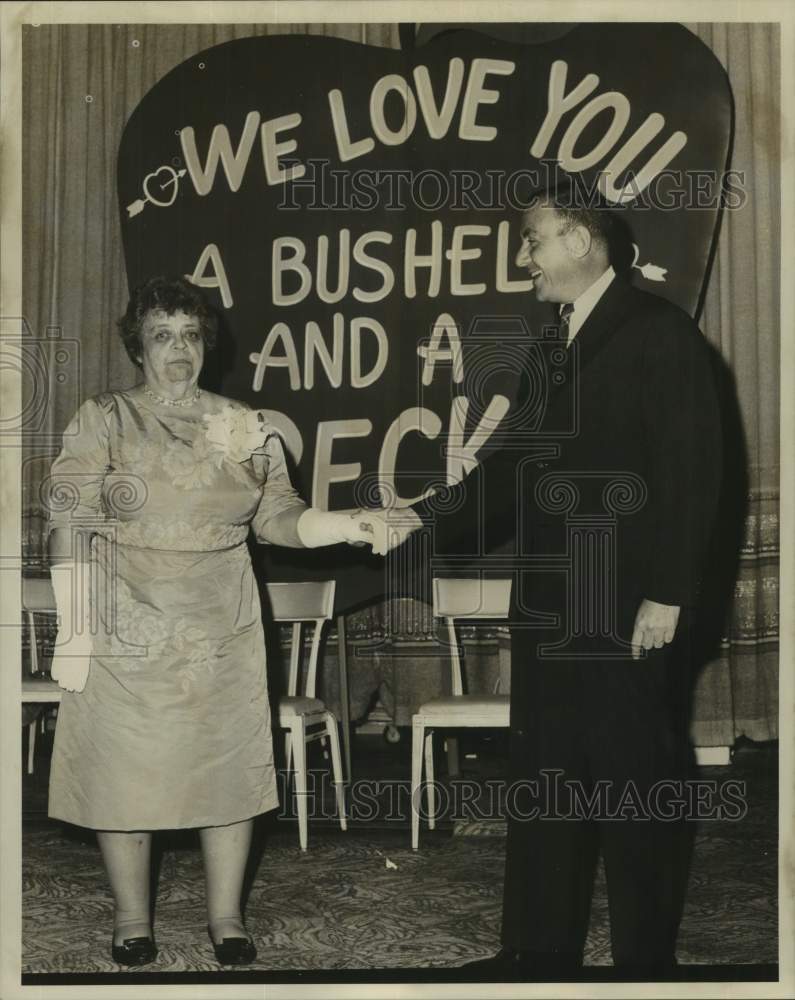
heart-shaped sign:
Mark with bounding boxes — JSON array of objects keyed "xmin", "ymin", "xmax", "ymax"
[{"xmin": 118, "ymin": 24, "xmax": 731, "ymax": 607}]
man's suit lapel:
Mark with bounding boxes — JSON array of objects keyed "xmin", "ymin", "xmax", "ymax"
[
  {"xmin": 543, "ymin": 277, "xmax": 637, "ymax": 416},
  {"xmin": 568, "ymin": 276, "xmax": 637, "ymax": 380}
]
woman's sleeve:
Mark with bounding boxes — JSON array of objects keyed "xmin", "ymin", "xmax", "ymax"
[
  {"xmin": 47, "ymin": 396, "xmax": 112, "ymax": 534},
  {"xmin": 250, "ymin": 431, "xmax": 308, "ymax": 545}
]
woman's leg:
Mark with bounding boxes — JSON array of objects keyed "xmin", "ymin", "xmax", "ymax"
[
  {"xmin": 200, "ymin": 819, "xmax": 254, "ymax": 941},
  {"xmin": 96, "ymin": 830, "xmax": 153, "ymax": 944}
]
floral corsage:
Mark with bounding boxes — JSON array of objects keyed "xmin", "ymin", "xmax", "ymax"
[{"xmin": 203, "ymin": 406, "xmax": 271, "ymax": 463}]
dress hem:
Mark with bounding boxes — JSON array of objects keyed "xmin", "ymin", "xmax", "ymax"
[{"xmin": 46, "ymin": 797, "xmax": 280, "ymax": 833}]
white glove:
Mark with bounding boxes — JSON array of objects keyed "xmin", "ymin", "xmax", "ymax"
[
  {"xmin": 50, "ymin": 562, "xmax": 93, "ymax": 693},
  {"xmin": 296, "ymin": 508, "xmax": 377, "ymax": 548},
  {"xmin": 355, "ymin": 507, "xmax": 423, "ymax": 556}
]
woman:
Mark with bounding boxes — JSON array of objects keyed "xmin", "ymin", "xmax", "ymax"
[{"xmin": 47, "ymin": 276, "xmax": 373, "ymax": 967}]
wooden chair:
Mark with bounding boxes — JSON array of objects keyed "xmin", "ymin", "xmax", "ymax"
[
  {"xmin": 267, "ymin": 581, "xmax": 347, "ymax": 851},
  {"xmin": 21, "ymin": 577, "xmax": 62, "ymax": 775},
  {"xmin": 411, "ymin": 578, "xmax": 512, "ymax": 850}
]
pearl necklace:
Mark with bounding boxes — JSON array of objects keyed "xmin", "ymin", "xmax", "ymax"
[{"xmin": 143, "ymin": 384, "xmax": 202, "ymax": 408}]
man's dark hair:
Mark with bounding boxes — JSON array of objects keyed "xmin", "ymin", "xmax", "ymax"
[
  {"xmin": 529, "ymin": 176, "xmax": 633, "ymax": 271},
  {"xmin": 118, "ymin": 276, "xmax": 219, "ymax": 368}
]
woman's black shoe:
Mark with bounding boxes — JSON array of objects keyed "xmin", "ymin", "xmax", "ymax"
[
  {"xmin": 111, "ymin": 936, "xmax": 158, "ymax": 967},
  {"xmin": 207, "ymin": 926, "xmax": 257, "ymax": 966}
]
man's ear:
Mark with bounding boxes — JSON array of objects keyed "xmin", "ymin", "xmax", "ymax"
[{"xmin": 565, "ymin": 224, "xmax": 592, "ymax": 260}]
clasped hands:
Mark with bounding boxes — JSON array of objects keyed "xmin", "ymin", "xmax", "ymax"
[{"xmin": 343, "ymin": 506, "xmax": 422, "ymax": 556}]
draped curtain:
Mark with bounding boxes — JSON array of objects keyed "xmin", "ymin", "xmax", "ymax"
[
  {"xmin": 684, "ymin": 23, "xmax": 780, "ymax": 743},
  {"xmin": 20, "ymin": 21, "xmax": 779, "ymax": 743},
  {"xmin": 20, "ymin": 21, "xmax": 400, "ymax": 640}
]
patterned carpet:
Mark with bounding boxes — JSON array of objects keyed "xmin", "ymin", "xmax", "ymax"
[{"xmin": 21, "ymin": 743, "xmax": 778, "ymax": 977}]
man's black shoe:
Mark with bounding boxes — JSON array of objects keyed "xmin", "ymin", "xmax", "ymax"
[
  {"xmin": 460, "ymin": 947, "xmax": 583, "ymax": 979},
  {"xmin": 461, "ymin": 947, "xmax": 525, "ymax": 974},
  {"xmin": 612, "ymin": 958, "xmax": 681, "ymax": 980}
]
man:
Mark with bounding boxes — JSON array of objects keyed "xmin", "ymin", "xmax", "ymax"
[{"xmin": 365, "ymin": 186, "xmax": 722, "ymax": 977}]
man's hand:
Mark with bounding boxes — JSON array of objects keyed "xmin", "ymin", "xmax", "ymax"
[
  {"xmin": 631, "ymin": 599, "xmax": 680, "ymax": 660},
  {"xmin": 356, "ymin": 507, "xmax": 423, "ymax": 556}
]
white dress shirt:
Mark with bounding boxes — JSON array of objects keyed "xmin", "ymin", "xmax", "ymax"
[{"xmin": 562, "ymin": 265, "xmax": 616, "ymax": 346}]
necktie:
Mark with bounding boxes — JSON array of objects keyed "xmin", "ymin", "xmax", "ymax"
[{"xmin": 558, "ymin": 302, "xmax": 574, "ymax": 341}]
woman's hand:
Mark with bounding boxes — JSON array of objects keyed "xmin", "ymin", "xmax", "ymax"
[
  {"xmin": 337, "ymin": 513, "xmax": 378, "ymax": 547},
  {"xmin": 295, "ymin": 507, "xmax": 422, "ymax": 551},
  {"xmin": 50, "ymin": 644, "xmax": 92, "ymax": 693},
  {"xmin": 352, "ymin": 507, "xmax": 423, "ymax": 556},
  {"xmin": 296, "ymin": 508, "xmax": 377, "ymax": 548},
  {"xmin": 50, "ymin": 562, "xmax": 93, "ymax": 692}
]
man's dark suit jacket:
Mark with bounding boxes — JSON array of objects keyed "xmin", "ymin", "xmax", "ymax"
[
  {"xmin": 411, "ymin": 273, "xmax": 723, "ymax": 961},
  {"xmin": 415, "ymin": 273, "xmax": 723, "ymax": 649}
]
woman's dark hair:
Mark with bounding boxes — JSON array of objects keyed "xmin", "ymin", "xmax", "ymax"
[{"xmin": 117, "ymin": 276, "xmax": 219, "ymax": 368}]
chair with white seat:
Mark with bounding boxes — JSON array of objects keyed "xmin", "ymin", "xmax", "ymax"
[
  {"xmin": 21, "ymin": 577, "xmax": 62, "ymax": 775},
  {"xmin": 267, "ymin": 580, "xmax": 347, "ymax": 851},
  {"xmin": 411, "ymin": 577, "xmax": 512, "ymax": 850}
]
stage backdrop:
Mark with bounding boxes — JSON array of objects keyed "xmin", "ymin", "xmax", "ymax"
[
  {"xmin": 20, "ymin": 22, "xmax": 777, "ymax": 744},
  {"xmin": 116, "ymin": 23, "xmax": 731, "ymax": 609}
]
